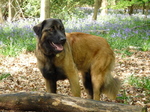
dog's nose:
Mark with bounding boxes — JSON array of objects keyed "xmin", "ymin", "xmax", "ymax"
[{"xmin": 60, "ymin": 37, "xmax": 66, "ymax": 43}]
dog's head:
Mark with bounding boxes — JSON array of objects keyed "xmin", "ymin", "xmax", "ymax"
[{"xmin": 33, "ymin": 18, "xmax": 66, "ymax": 55}]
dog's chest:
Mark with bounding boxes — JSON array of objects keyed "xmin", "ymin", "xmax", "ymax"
[{"xmin": 54, "ymin": 66, "xmax": 67, "ymax": 80}]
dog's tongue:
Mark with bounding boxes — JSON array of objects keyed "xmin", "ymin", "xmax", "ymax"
[{"xmin": 51, "ymin": 42, "xmax": 63, "ymax": 51}]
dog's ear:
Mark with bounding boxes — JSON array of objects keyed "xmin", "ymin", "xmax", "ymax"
[
  {"xmin": 58, "ymin": 19, "xmax": 62, "ymax": 23},
  {"xmin": 58, "ymin": 19, "xmax": 64, "ymax": 25},
  {"xmin": 33, "ymin": 20, "xmax": 46, "ymax": 38},
  {"xmin": 58, "ymin": 19, "xmax": 65, "ymax": 31}
]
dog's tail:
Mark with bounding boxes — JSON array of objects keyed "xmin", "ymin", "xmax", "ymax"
[
  {"xmin": 100, "ymin": 58, "xmax": 121, "ymax": 100},
  {"xmin": 101, "ymin": 76, "xmax": 121, "ymax": 100}
]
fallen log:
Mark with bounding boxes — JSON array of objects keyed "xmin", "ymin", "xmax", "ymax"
[{"xmin": 0, "ymin": 92, "xmax": 147, "ymax": 112}]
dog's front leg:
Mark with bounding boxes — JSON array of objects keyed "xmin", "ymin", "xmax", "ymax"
[
  {"xmin": 54, "ymin": 42, "xmax": 81, "ymax": 97},
  {"xmin": 63, "ymin": 56, "xmax": 81, "ymax": 97},
  {"xmin": 40, "ymin": 67, "xmax": 57, "ymax": 93},
  {"xmin": 44, "ymin": 78, "xmax": 56, "ymax": 93},
  {"xmin": 67, "ymin": 68, "xmax": 81, "ymax": 97}
]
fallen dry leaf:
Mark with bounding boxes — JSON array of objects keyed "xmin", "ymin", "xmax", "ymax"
[{"xmin": 0, "ymin": 50, "xmax": 150, "ymax": 111}]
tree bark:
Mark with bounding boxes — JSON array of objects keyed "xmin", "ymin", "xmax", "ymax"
[
  {"xmin": 142, "ymin": 2, "xmax": 145, "ymax": 14},
  {"xmin": 100, "ymin": 0, "xmax": 108, "ymax": 16},
  {"xmin": 0, "ymin": 92, "xmax": 147, "ymax": 112},
  {"xmin": 0, "ymin": 0, "xmax": 5, "ymax": 23},
  {"xmin": 40, "ymin": 0, "xmax": 50, "ymax": 21},
  {"xmin": 145, "ymin": 2, "xmax": 150, "ymax": 18},
  {"xmin": 128, "ymin": 0, "xmax": 133, "ymax": 15},
  {"xmin": 111, "ymin": 0, "xmax": 116, "ymax": 6},
  {"xmin": 92, "ymin": 0, "xmax": 102, "ymax": 20},
  {"xmin": 8, "ymin": 0, "xmax": 16, "ymax": 22},
  {"xmin": 0, "ymin": 8, "xmax": 3, "ymax": 23}
]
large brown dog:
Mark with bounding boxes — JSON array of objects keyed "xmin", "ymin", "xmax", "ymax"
[{"xmin": 33, "ymin": 18, "xmax": 120, "ymax": 100}]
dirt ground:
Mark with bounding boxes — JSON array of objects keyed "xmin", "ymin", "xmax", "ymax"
[{"xmin": 0, "ymin": 50, "xmax": 150, "ymax": 111}]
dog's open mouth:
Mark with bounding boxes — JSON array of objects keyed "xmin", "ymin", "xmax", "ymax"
[{"xmin": 50, "ymin": 42, "xmax": 63, "ymax": 51}]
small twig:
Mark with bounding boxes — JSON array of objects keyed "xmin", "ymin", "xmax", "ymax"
[
  {"xmin": 15, "ymin": 0, "xmax": 25, "ymax": 19},
  {"xmin": 83, "ymin": 30, "xmax": 109, "ymax": 34}
]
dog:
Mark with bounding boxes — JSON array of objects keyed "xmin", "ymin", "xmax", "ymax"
[{"xmin": 33, "ymin": 18, "xmax": 120, "ymax": 100}]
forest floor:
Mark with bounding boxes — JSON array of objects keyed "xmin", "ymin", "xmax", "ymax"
[{"xmin": 0, "ymin": 49, "xmax": 150, "ymax": 111}]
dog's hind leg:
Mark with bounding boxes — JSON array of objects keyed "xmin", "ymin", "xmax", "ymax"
[
  {"xmin": 90, "ymin": 52, "xmax": 120, "ymax": 100},
  {"xmin": 91, "ymin": 70, "xmax": 104, "ymax": 101},
  {"xmin": 90, "ymin": 58, "xmax": 108, "ymax": 101}
]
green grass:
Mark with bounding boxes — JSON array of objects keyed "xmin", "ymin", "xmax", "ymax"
[
  {"xmin": 0, "ymin": 12, "xmax": 150, "ymax": 56},
  {"xmin": 0, "ymin": 37, "xmax": 36, "ymax": 56},
  {"xmin": 0, "ymin": 73, "xmax": 11, "ymax": 80},
  {"xmin": 117, "ymin": 75, "xmax": 150, "ymax": 104},
  {"xmin": 0, "ymin": 19, "xmax": 37, "ymax": 56},
  {"xmin": 128, "ymin": 75, "xmax": 150, "ymax": 91},
  {"xmin": 117, "ymin": 89, "xmax": 130, "ymax": 104},
  {"xmin": 115, "ymin": 49, "xmax": 134, "ymax": 57},
  {"xmin": 107, "ymin": 36, "xmax": 150, "ymax": 51}
]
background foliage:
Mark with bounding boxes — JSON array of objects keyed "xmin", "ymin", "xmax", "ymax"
[
  {"xmin": 1, "ymin": 0, "xmax": 149, "ymax": 20},
  {"xmin": 22, "ymin": 0, "xmax": 41, "ymax": 17},
  {"xmin": 1, "ymin": 0, "xmax": 94, "ymax": 20}
]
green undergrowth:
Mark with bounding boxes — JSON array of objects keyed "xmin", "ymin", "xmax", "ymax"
[
  {"xmin": 0, "ymin": 12, "xmax": 150, "ymax": 56},
  {"xmin": 0, "ymin": 73, "xmax": 11, "ymax": 80}
]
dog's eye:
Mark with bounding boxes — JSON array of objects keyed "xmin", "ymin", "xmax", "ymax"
[
  {"xmin": 58, "ymin": 25, "xmax": 64, "ymax": 31},
  {"xmin": 61, "ymin": 27, "xmax": 64, "ymax": 31},
  {"xmin": 49, "ymin": 28, "xmax": 53, "ymax": 32}
]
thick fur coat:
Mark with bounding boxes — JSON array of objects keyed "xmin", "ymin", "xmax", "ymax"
[{"xmin": 33, "ymin": 18, "xmax": 120, "ymax": 100}]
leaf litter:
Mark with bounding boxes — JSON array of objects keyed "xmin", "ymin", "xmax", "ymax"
[{"xmin": 0, "ymin": 50, "xmax": 149, "ymax": 111}]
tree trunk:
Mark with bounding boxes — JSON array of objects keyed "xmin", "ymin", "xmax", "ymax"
[
  {"xmin": 128, "ymin": 5, "xmax": 133, "ymax": 15},
  {"xmin": 142, "ymin": 2, "xmax": 145, "ymax": 14},
  {"xmin": 8, "ymin": 0, "xmax": 16, "ymax": 22},
  {"xmin": 128, "ymin": 0, "xmax": 133, "ymax": 15},
  {"xmin": 0, "ymin": 8, "xmax": 3, "ymax": 23},
  {"xmin": 40, "ymin": 0, "xmax": 50, "ymax": 21},
  {"xmin": 0, "ymin": 92, "xmax": 147, "ymax": 112},
  {"xmin": 145, "ymin": 2, "xmax": 150, "ymax": 18},
  {"xmin": 0, "ymin": 0, "xmax": 5, "ymax": 23},
  {"xmin": 111, "ymin": 0, "xmax": 116, "ymax": 6},
  {"xmin": 92, "ymin": 0, "xmax": 102, "ymax": 20},
  {"xmin": 100, "ymin": 0, "xmax": 108, "ymax": 16}
]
